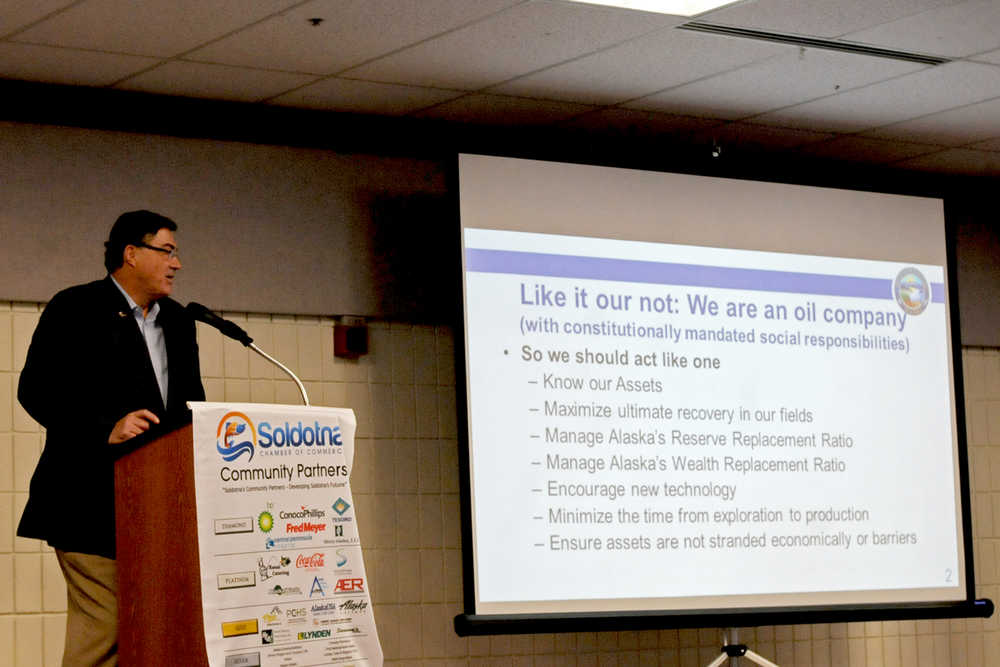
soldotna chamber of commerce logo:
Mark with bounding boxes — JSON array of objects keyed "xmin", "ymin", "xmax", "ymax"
[
  {"xmin": 893, "ymin": 267, "xmax": 930, "ymax": 315},
  {"xmin": 217, "ymin": 411, "xmax": 257, "ymax": 462}
]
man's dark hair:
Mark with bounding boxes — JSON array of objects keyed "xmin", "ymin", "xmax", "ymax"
[{"xmin": 104, "ymin": 210, "xmax": 178, "ymax": 273}]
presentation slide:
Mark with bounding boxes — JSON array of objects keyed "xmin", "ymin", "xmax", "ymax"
[{"xmin": 457, "ymin": 155, "xmax": 966, "ymax": 618}]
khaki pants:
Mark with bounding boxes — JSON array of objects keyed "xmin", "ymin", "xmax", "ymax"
[{"xmin": 55, "ymin": 550, "xmax": 118, "ymax": 667}]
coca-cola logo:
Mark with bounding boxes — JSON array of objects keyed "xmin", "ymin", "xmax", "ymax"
[{"xmin": 296, "ymin": 553, "xmax": 325, "ymax": 569}]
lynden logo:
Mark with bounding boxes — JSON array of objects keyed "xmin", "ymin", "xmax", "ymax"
[
  {"xmin": 296, "ymin": 553, "xmax": 325, "ymax": 569},
  {"xmin": 217, "ymin": 412, "xmax": 257, "ymax": 462},
  {"xmin": 298, "ymin": 629, "xmax": 332, "ymax": 640}
]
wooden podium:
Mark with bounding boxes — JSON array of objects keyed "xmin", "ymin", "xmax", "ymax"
[{"xmin": 114, "ymin": 423, "xmax": 209, "ymax": 666}]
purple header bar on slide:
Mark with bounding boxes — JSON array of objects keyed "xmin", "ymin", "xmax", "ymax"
[{"xmin": 465, "ymin": 248, "xmax": 946, "ymax": 303}]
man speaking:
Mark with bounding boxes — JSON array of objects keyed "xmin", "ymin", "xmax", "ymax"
[{"xmin": 17, "ymin": 210, "xmax": 206, "ymax": 665}]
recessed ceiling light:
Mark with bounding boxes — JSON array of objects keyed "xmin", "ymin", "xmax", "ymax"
[{"xmin": 561, "ymin": 0, "xmax": 741, "ymax": 17}]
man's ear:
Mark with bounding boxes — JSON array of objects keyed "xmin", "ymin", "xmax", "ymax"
[{"xmin": 123, "ymin": 245, "xmax": 137, "ymax": 268}]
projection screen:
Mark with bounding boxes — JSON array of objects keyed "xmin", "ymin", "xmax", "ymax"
[{"xmin": 454, "ymin": 153, "xmax": 986, "ymax": 633}]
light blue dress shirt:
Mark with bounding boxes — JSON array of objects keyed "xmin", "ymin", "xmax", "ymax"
[{"xmin": 110, "ymin": 276, "xmax": 169, "ymax": 407}]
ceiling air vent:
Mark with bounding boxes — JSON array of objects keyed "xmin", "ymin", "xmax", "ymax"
[{"xmin": 677, "ymin": 22, "xmax": 951, "ymax": 66}]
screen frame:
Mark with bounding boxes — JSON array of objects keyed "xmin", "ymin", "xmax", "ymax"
[{"xmin": 449, "ymin": 151, "xmax": 989, "ymax": 636}]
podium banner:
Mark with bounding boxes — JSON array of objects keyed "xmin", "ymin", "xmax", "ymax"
[{"xmin": 191, "ymin": 402, "xmax": 383, "ymax": 667}]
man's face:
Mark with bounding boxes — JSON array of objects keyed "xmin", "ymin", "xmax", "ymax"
[{"xmin": 133, "ymin": 228, "xmax": 181, "ymax": 301}]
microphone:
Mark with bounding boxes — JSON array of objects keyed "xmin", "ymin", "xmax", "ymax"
[
  {"xmin": 186, "ymin": 302, "xmax": 253, "ymax": 347},
  {"xmin": 186, "ymin": 301, "xmax": 309, "ymax": 405}
]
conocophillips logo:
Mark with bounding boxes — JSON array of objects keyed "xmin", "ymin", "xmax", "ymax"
[
  {"xmin": 217, "ymin": 412, "xmax": 257, "ymax": 462},
  {"xmin": 894, "ymin": 267, "xmax": 930, "ymax": 315}
]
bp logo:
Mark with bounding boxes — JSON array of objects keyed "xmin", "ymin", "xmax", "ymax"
[
  {"xmin": 217, "ymin": 411, "xmax": 257, "ymax": 462},
  {"xmin": 258, "ymin": 511, "xmax": 274, "ymax": 533},
  {"xmin": 893, "ymin": 267, "xmax": 930, "ymax": 315}
]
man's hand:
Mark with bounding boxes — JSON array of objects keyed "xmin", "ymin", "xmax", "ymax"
[{"xmin": 108, "ymin": 409, "xmax": 161, "ymax": 444}]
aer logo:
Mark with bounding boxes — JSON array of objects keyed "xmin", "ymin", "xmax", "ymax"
[{"xmin": 333, "ymin": 578, "xmax": 364, "ymax": 593}]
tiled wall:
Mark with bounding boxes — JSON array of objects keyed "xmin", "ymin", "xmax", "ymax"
[{"xmin": 1, "ymin": 300, "xmax": 998, "ymax": 666}]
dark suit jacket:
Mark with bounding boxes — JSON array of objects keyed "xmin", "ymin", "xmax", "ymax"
[{"xmin": 16, "ymin": 277, "xmax": 205, "ymax": 558}]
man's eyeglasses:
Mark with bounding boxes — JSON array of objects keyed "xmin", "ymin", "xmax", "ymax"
[{"xmin": 136, "ymin": 243, "xmax": 179, "ymax": 260}]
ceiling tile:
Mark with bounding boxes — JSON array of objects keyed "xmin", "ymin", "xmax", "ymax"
[
  {"xmin": 968, "ymin": 137, "xmax": 1000, "ymax": 151},
  {"xmin": 0, "ymin": 0, "xmax": 77, "ymax": 36},
  {"xmin": 751, "ymin": 61, "xmax": 1000, "ymax": 133},
  {"xmin": 844, "ymin": 0, "xmax": 1000, "ymax": 58},
  {"xmin": 861, "ymin": 96, "xmax": 1000, "ymax": 146},
  {"xmin": 0, "ymin": 42, "xmax": 159, "ymax": 86},
  {"xmin": 689, "ymin": 121, "xmax": 835, "ymax": 151},
  {"xmin": 11, "ymin": 0, "xmax": 297, "ymax": 57},
  {"xmin": 341, "ymin": 1, "xmax": 676, "ymax": 91},
  {"xmin": 894, "ymin": 147, "xmax": 1000, "ymax": 175},
  {"xmin": 703, "ymin": 0, "xmax": 963, "ymax": 38},
  {"xmin": 971, "ymin": 47, "xmax": 1000, "ymax": 64},
  {"xmin": 795, "ymin": 135, "xmax": 942, "ymax": 163},
  {"xmin": 494, "ymin": 27, "xmax": 786, "ymax": 106},
  {"xmin": 412, "ymin": 93, "xmax": 595, "ymax": 126},
  {"xmin": 269, "ymin": 77, "xmax": 465, "ymax": 114},
  {"xmin": 559, "ymin": 107, "xmax": 723, "ymax": 137},
  {"xmin": 186, "ymin": 0, "xmax": 522, "ymax": 75},
  {"xmin": 626, "ymin": 47, "xmax": 923, "ymax": 119},
  {"xmin": 114, "ymin": 61, "xmax": 317, "ymax": 102}
]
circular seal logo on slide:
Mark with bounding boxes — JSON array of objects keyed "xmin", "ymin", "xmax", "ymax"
[
  {"xmin": 893, "ymin": 267, "xmax": 930, "ymax": 315},
  {"xmin": 217, "ymin": 411, "xmax": 257, "ymax": 462}
]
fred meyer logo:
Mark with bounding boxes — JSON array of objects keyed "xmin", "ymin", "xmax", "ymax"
[
  {"xmin": 283, "ymin": 507, "xmax": 327, "ymax": 534},
  {"xmin": 287, "ymin": 522, "xmax": 326, "ymax": 534},
  {"xmin": 217, "ymin": 412, "xmax": 256, "ymax": 462}
]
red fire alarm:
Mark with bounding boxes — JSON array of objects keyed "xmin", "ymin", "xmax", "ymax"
[{"xmin": 334, "ymin": 318, "xmax": 368, "ymax": 358}]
